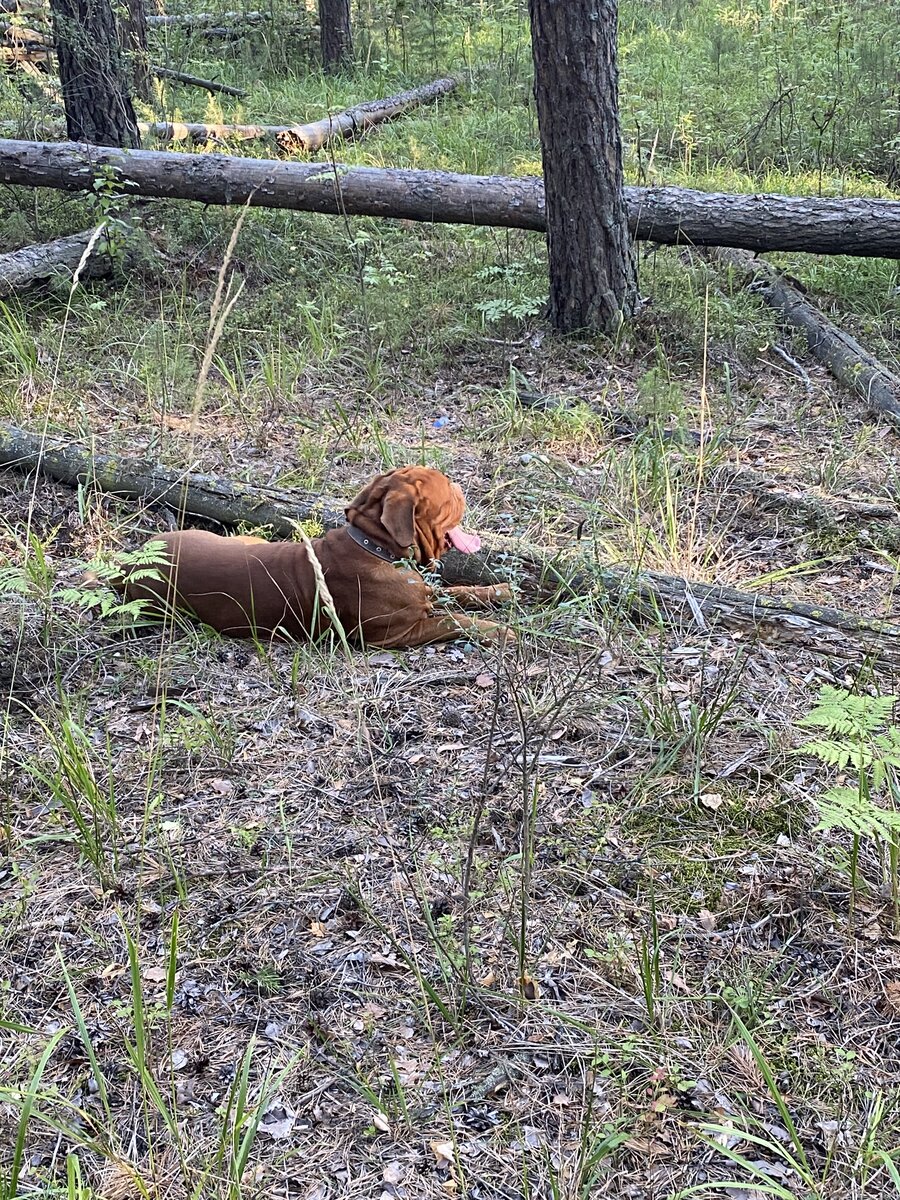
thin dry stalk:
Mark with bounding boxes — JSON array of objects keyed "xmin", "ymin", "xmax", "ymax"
[{"xmin": 190, "ymin": 196, "xmax": 253, "ymax": 434}]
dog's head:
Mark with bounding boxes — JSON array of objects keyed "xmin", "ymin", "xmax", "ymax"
[{"xmin": 346, "ymin": 466, "xmax": 482, "ymax": 564}]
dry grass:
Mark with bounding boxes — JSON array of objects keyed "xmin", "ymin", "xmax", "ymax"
[{"xmin": 3, "ymin": 331, "xmax": 900, "ymax": 1197}]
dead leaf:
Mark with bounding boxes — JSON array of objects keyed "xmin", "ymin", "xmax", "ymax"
[
  {"xmin": 479, "ymin": 970, "xmax": 496, "ymax": 987},
  {"xmin": 520, "ymin": 973, "xmax": 539, "ymax": 1001},
  {"xmin": 475, "ymin": 673, "xmax": 494, "ymax": 688},
  {"xmin": 142, "ymin": 965, "xmax": 167, "ymax": 986},
  {"xmin": 259, "ymin": 1098, "xmax": 296, "ymax": 1140},
  {"xmin": 700, "ymin": 792, "xmax": 724, "ymax": 810},
  {"xmin": 698, "ymin": 908, "xmax": 717, "ymax": 932},
  {"xmin": 430, "ymin": 1139, "xmax": 455, "ymax": 1167},
  {"xmin": 437, "ymin": 742, "xmax": 465, "ymax": 753},
  {"xmin": 383, "ymin": 1162, "xmax": 405, "ymax": 1185},
  {"xmin": 309, "ymin": 920, "xmax": 328, "ymax": 938}
]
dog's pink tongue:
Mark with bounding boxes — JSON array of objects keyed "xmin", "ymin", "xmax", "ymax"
[{"xmin": 447, "ymin": 526, "xmax": 481, "ymax": 553}]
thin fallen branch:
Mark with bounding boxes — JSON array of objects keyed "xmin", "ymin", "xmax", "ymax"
[
  {"xmin": 142, "ymin": 76, "xmax": 458, "ymax": 151},
  {"xmin": 1, "ymin": 421, "xmax": 898, "ymax": 665},
  {"xmin": 714, "ymin": 463, "xmax": 899, "ymax": 524},
  {"xmin": 0, "ymin": 225, "xmax": 123, "ymax": 295},
  {"xmin": 150, "ymin": 65, "xmax": 246, "ymax": 95},
  {"xmin": 708, "ymin": 247, "xmax": 900, "ymax": 427},
  {"xmin": 0, "ymin": 138, "xmax": 898, "ymax": 257}
]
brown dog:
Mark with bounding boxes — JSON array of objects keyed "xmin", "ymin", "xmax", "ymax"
[{"xmin": 119, "ymin": 466, "xmax": 511, "ymax": 649}]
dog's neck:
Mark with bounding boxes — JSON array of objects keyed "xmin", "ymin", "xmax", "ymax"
[{"xmin": 345, "ymin": 522, "xmax": 401, "ymax": 563}]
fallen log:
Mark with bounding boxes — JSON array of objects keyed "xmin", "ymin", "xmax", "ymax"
[
  {"xmin": 0, "ymin": 138, "xmax": 897, "ymax": 257},
  {"xmin": 708, "ymin": 247, "xmax": 900, "ymax": 426},
  {"xmin": 2, "ymin": 420, "xmax": 898, "ymax": 665},
  {"xmin": 0, "ymin": 19, "xmax": 51, "ymax": 44},
  {"xmin": 142, "ymin": 77, "xmax": 458, "ymax": 151},
  {"xmin": 150, "ymin": 65, "xmax": 246, "ymax": 95},
  {"xmin": 146, "ymin": 9, "xmax": 263, "ymax": 24},
  {"xmin": 0, "ymin": 225, "xmax": 126, "ymax": 295}
]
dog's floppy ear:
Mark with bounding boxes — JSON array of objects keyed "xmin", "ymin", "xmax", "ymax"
[{"xmin": 379, "ymin": 480, "xmax": 419, "ymax": 559}]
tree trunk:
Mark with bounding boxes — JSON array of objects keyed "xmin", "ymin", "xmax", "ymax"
[
  {"xmin": 119, "ymin": 0, "xmax": 150, "ymax": 102},
  {"xmin": 48, "ymin": 0, "xmax": 140, "ymax": 147},
  {"xmin": 528, "ymin": 0, "xmax": 638, "ymax": 333},
  {"xmin": 707, "ymin": 246, "xmax": 900, "ymax": 427},
  {"xmin": 0, "ymin": 139, "xmax": 899, "ymax": 258},
  {"xmin": 2, "ymin": 419, "xmax": 899, "ymax": 665},
  {"xmin": 142, "ymin": 77, "xmax": 458, "ymax": 151},
  {"xmin": 0, "ymin": 226, "xmax": 124, "ymax": 294},
  {"xmin": 319, "ymin": 0, "xmax": 351, "ymax": 72}
]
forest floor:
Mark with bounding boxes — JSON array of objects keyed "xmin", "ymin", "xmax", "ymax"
[{"xmin": 2, "ymin": 1, "xmax": 900, "ymax": 1197}]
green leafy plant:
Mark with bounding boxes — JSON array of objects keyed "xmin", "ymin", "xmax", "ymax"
[
  {"xmin": 88, "ymin": 162, "xmax": 137, "ymax": 264},
  {"xmin": 798, "ymin": 685, "xmax": 900, "ymax": 927}
]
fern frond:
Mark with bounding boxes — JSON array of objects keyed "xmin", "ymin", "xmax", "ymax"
[
  {"xmin": 814, "ymin": 786, "xmax": 900, "ymax": 840},
  {"xmin": 0, "ymin": 567, "xmax": 31, "ymax": 596},
  {"xmin": 798, "ymin": 685, "xmax": 895, "ymax": 739},
  {"xmin": 799, "ymin": 738, "xmax": 873, "ymax": 773}
]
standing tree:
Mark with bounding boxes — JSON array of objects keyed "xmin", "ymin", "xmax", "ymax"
[
  {"xmin": 318, "ymin": 0, "xmax": 352, "ymax": 72},
  {"xmin": 119, "ymin": 0, "xmax": 151, "ymax": 103},
  {"xmin": 49, "ymin": 0, "xmax": 141, "ymax": 146},
  {"xmin": 528, "ymin": 0, "xmax": 638, "ymax": 334}
]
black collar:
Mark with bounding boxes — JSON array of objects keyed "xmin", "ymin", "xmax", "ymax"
[{"xmin": 345, "ymin": 522, "xmax": 400, "ymax": 563}]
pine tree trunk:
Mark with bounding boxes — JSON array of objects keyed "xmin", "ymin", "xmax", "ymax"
[
  {"xmin": 119, "ymin": 0, "xmax": 151, "ymax": 102},
  {"xmin": 49, "ymin": 0, "xmax": 140, "ymax": 147},
  {"xmin": 319, "ymin": 0, "xmax": 351, "ymax": 72},
  {"xmin": 528, "ymin": 0, "xmax": 638, "ymax": 334}
]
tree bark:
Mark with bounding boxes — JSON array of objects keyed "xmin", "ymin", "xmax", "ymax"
[
  {"xmin": 150, "ymin": 66, "xmax": 245, "ymax": 95},
  {"xmin": 1, "ymin": 138, "xmax": 897, "ymax": 258},
  {"xmin": 142, "ymin": 77, "xmax": 458, "ymax": 151},
  {"xmin": 119, "ymin": 0, "xmax": 150, "ymax": 102},
  {"xmin": 528, "ymin": 0, "xmax": 638, "ymax": 333},
  {"xmin": 319, "ymin": 0, "xmax": 351, "ymax": 72},
  {"xmin": 0, "ymin": 226, "xmax": 122, "ymax": 294},
  {"xmin": 48, "ymin": 0, "xmax": 139, "ymax": 147},
  {"xmin": 708, "ymin": 247, "xmax": 900, "ymax": 427},
  {"xmin": 2, "ymin": 419, "xmax": 899, "ymax": 665}
]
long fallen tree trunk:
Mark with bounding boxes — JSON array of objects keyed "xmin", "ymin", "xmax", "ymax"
[
  {"xmin": 708, "ymin": 247, "xmax": 900, "ymax": 425},
  {"xmin": 146, "ymin": 9, "xmax": 263, "ymax": 25},
  {"xmin": 2, "ymin": 421, "xmax": 899, "ymax": 664},
  {"xmin": 0, "ymin": 226, "xmax": 120, "ymax": 295},
  {"xmin": 0, "ymin": 138, "xmax": 897, "ymax": 257},
  {"xmin": 142, "ymin": 77, "xmax": 459, "ymax": 152}
]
